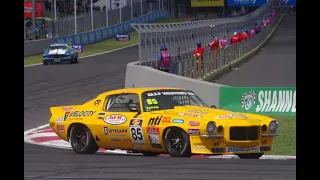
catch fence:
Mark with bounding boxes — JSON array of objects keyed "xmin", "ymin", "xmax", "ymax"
[
  {"xmin": 175, "ymin": 12, "xmax": 282, "ymax": 79},
  {"xmin": 25, "ymin": 0, "xmax": 162, "ymax": 40},
  {"xmin": 131, "ymin": 0, "xmax": 275, "ymax": 65},
  {"xmin": 55, "ymin": 0, "xmax": 161, "ymax": 36}
]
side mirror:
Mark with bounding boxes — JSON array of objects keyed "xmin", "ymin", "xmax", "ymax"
[
  {"xmin": 211, "ymin": 105, "xmax": 217, "ymax": 108},
  {"xmin": 129, "ymin": 107, "xmax": 141, "ymax": 113}
]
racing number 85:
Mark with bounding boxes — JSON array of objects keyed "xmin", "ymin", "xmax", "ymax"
[
  {"xmin": 131, "ymin": 127, "xmax": 143, "ymax": 140},
  {"xmin": 146, "ymin": 99, "xmax": 158, "ymax": 105}
]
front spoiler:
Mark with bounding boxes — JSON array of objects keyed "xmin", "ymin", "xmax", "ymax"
[{"xmin": 43, "ymin": 58, "xmax": 72, "ymax": 64}]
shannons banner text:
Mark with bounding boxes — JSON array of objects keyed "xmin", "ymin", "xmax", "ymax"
[{"xmin": 219, "ymin": 87, "xmax": 296, "ymax": 116}]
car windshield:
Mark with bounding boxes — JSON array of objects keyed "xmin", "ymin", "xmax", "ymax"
[
  {"xmin": 141, "ymin": 89, "xmax": 208, "ymax": 112},
  {"xmin": 50, "ymin": 45, "xmax": 67, "ymax": 50}
]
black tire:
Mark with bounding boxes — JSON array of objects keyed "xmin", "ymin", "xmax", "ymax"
[
  {"xmin": 236, "ymin": 153, "xmax": 264, "ymax": 159},
  {"xmin": 141, "ymin": 151, "xmax": 160, "ymax": 156},
  {"xmin": 43, "ymin": 62, "xmax": 48, "ymax": 65},
  {"xmin": 69, "ymin": 124, "xmax": 99, "ymax": 154},
  {"xmin": 163, "ymin": 127, "xmax": 191, "ymax": 157}
]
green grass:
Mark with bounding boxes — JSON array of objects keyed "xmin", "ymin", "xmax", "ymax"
[
  {"xmin": 265, "ymin": 116, "xmax": 296, "ymax": 156},
  {"xmin": 24, "ymin": 17, "xmax": 191, "ymax": 66}
]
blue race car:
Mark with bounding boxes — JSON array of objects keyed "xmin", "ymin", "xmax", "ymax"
[{"xmin": 43, "ymin": 43, "xmax": 79, "ymax": 65}]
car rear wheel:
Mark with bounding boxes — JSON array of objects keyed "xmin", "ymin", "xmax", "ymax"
[
  {"xmin": 236, "ymin": 153, "xmax": 264, "ymax": 159},
  {"xmin": 141, "ymin": 151, "xmax": 160, "ymax": 156},
  {"xmin": 70, "ymin": 124, "xmax": 99, "ymax": 154},
  {"xmin": 163, "ymin": 127, "xmax": 192, "ymax": 157}
]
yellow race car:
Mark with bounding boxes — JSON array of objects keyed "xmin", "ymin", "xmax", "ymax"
[{"xmin": 49, "ymin": 87, "xmax": 279, "ymax": 159}]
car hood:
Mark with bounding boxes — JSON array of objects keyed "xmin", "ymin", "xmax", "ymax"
[
  {"xmin": 150, "ymin": 106, "xmax": 262, "ymax": 126},
  {"xmin": 48, "ymin": 49, "xmax": 68, "ymax": 55}
]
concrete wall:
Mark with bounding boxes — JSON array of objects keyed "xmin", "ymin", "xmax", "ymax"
[
  {"xmin": 125, "ymin": 62, "xmax": 225, "ymax": 106},
  {"xmin": 24, "ymin": 38, "xmax": 55, "ymax": 56}
]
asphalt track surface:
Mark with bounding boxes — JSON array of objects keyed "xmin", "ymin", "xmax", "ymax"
[
  {"xmin": 24, "ymin": 16, "xmax": 296, "ymax": 179},
  {"xmin": 214, "ymin": 15, "xmax": 296, "ymax": 87}
]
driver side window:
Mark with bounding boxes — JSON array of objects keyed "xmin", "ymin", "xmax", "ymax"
[{"xmin": 105, "ymin": 93, "xmax": 140, "ymax": 112}]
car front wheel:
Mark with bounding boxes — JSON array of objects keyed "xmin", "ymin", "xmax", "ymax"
[
  {"xmin": 69, "ymin": 124, "xmax": 99, "ymax": 154},
  {"xmin": 163, "ymin": 127, "xmax": 192, "ymax": 157}
]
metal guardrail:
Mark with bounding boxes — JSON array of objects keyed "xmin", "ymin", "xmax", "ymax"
[{"xmin": 131, "ymin": 0, "xmax": 275, "ymax": 64}]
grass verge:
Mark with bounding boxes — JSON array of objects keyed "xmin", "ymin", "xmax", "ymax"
[
  {"xmin": 266, "ymin": 115, "xmax": 296, "ymax": 156},
  {"xmin": 24, "ymin": 18, "xmax": 191, "ymax": 66}
]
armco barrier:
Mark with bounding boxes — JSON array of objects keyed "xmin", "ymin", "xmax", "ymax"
[
  {"xmin": 125, "ymin": 12, "xmax": 286, "ymax": 107},
  {"xmin": 55, "ymin": 11, "xmax": 168, "ymax": 46},
  {"xmin": 24, "ymin": 38, "xmax": 56, "ymax": 57},
  {"xmin": 24, "ymin": 10, "xmax": 168, "ymax": 56},
  {"xmin": 219, "ymin": 87, "xmax": 296, "ymax": 116}
]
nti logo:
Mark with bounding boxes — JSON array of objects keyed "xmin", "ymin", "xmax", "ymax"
[{"xmin": 148, "ymin": 116, "xmax": 171, "ymax": 125}]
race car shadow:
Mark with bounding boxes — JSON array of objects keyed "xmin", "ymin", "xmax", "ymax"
[{"xmin": 94, "ymin": 151, "xmax": 211, "ymax": 159}]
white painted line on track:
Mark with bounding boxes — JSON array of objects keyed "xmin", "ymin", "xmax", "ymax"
[
  {"xmin": 24, "ymin": 124, "xmax": 50, "ymax": 136},
  {"xmin": 208, "ymin": 155, "xmax": 296, "ymax": 160},
  {"xmin": 24, "ymin": 43, "xmax": 139, "ymax": 68},
  {"xmin": 25, "ymin": 132, "xmax": 57, "ymax": 139}
]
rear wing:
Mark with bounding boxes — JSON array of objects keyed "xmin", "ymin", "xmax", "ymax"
[{"xmin": 50, "ymin": 105, "xmax": 79, "ymax": 116}]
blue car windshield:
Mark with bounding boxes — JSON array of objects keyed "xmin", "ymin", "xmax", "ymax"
[
  {"xmin": 50, "ymin": 45, "xmax": 67, "ymax": 50},
  {"xmin": 141, "ymin": 90, "xmax": 208, "ymax": 112}
]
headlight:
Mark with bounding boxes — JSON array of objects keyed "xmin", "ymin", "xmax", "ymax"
[
  {"xmin": 207, "ymin": 121, "xmax": 216, "ymax": 133},
  {"xmin": 269, "ymin": 120, "xmax": 279, "ymax": 132}
]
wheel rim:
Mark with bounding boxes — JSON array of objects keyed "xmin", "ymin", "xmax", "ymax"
[
  {"xmin": 167, "ymin": 130, "xmax": 185, "ymax": 153},
  {"xmin": 72, "ymin": 127, "xmax": 88, "ymax": 150}
]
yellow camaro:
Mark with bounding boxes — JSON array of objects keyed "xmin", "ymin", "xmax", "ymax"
[{"xmin": 49, "ymin": 87, "xmax": 279, "ymax": 158}]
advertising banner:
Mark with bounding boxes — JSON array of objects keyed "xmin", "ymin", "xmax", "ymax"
[
  {"xmin": 72, "ymin": 45, "xmax": 84, "ymax": 53},
  {"xmin": 285, "ymin": 0, "xmax": 296, "ymax": 6},
  {"xmin": 24, "ymin": 2, "xmax": 44, "ymax": 18},
  {"xmin": 219, "ymin": 87, "xmax": 296, "ymax": 116},
  {"xmin": 116, "ymin": 34, "xmax": 130, "ymax": 41},
  {"xmin": 56, "ymin": 10, "xmax": 168, "ymax": 45},
  {"xmin": 191, "ymin": 0, "xmax": 224, "ymax": 7},
  {"xmin": 227, "ymin": 0, "xmax": 267, "ymax": 7}
]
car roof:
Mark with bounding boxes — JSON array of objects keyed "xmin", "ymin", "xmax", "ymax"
[
  {"xmin": 100, "ymin": 87, "xmax": 185, "ymax": 96},
  {"xmin": 50, "ymin": 43, "xmax": 68, "ymax": 46}
]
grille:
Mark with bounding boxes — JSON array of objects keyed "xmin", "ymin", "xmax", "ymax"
[
  {"xmin": 229, "ymin": 127, "xmax": 259, "ymax": 141},
  {"xmin": 48, "ymin": 54, "xmax": 66, "ymax": 58}
]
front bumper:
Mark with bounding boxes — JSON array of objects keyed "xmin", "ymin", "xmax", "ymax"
[
  {"xmin": 191, "ymin": 133, "xmax": 278, "ymax": 155},
  {"xmin": 43, "ymin": 57, "xmax": 72, "ymax": 64}
]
